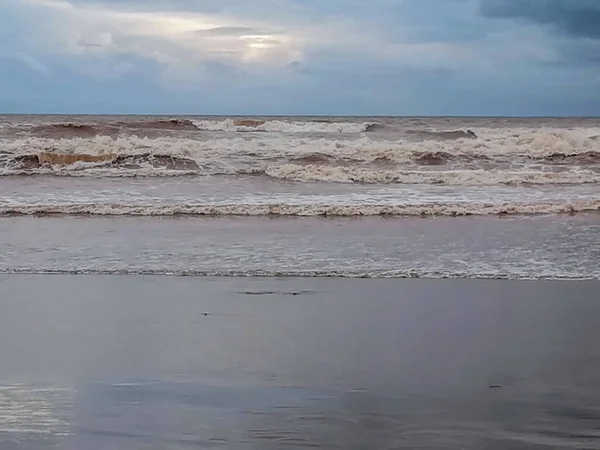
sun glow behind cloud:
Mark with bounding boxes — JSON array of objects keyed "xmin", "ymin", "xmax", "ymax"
[
  {"xmin": 15, "ymin": 0, "xmax": 482, "ymax": 72},
  {"xmin": 20, "ymin": 0, "xmax": 305, "ymax": 66},
  {"xmin": 2, "ymin": 0, "xmax": 600, "ymax": 115}
]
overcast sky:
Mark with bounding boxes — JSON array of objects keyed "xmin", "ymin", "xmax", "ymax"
[{"xmin": 1, "ymin": 0, "xmax": 599, "ymax": 115}]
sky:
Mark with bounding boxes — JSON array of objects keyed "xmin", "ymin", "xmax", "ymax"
[{"xmin": 1, "ymin": 0, "xmax": 600, "ymax": 116}]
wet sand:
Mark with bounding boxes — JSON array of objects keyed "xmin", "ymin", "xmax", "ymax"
[{"xmin": 1, "ymin": 275, "xmax": 600, "ymax": 449}]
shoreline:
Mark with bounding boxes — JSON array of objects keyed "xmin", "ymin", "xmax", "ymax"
[
  {"xmin": 1, "ymin": 214, "xmax": 598, "ymax": 281},
  {"xmin": 2, "ymin": 210, "xmax": 600, "ymax": 220},
  {"xmin": 1, "ymin": 271, "xmax": 600, "ymax": 281},
  {"xmin": 2, "ymin": 272, "xmax": 600, "ymax": 285}
]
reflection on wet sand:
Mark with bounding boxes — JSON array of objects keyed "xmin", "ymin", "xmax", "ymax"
[{"xmin": 1, "ymin": 277, "xmax": 600, "ymax": 449}]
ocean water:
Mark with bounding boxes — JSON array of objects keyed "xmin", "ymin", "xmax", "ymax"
[
  {"xmin": 0, "ymin": 115, "xmax": 599, "ymax": 278},
  {"xmin": 1, "ymin": 116, "xmax": 600, "ymax": 449}
]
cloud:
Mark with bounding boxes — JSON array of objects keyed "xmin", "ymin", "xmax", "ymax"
[
  {"xmin": 195, "ymin": 27, "xmax": 281, "ymax": 37},
  {"xmin": 16, "ymin": 0, "xmax": 304, "ymax": 68},
  {"xmin": 479, "ymin": 0, "xmax": 600, "ymax": 68},
  {"xmin": 14, "ymin": 0, "xmax": 483, "ymax": 74},
  {"xmin": 1, "ymin": 0, "xmax": 600, "ymax": 115},
  {"xmin": 480, "ymin": 0, "xmax": 600, "ymax": 39},
  {"xmin": 0, "ymin": 52, "xmax": 51, "ymax": 76}
]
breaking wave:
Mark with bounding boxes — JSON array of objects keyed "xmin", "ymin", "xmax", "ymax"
[
  {"xmin": 262, "ymin": 165, "xmax": 600, "ymax": 185},
  {"xmin": 42, "ymin": 123, "xmax": 98, "ymax": 136},
  {"xmin": 1, "ymin": 200, "xmax": 598, "ymax": 217},
  {"xmin": 405, "ymin": 129, "xmax": 478, "ymax": 140},
  {"xmin": 25, "ymin": 119, "xmax": 200, "ymax": 139},
  {"xmin": 542, "ymin": 151, "xmax": 600, "ymax": 164},
  {"xmin": 124, "ymin": 118, "xmax": 198, "ymax": 129},
  {"xmin": 190, "ymin": 119, "xmax": 374, "ymax": 133},
  {"xmin": 0, "ymin": 127, "xmax": 599, "ymax": 185},
  {"xmin": 2, "ymin": 127, "xmax": 599, "ymax": 161},
  {"xmin": 1, "ymin": 160, "xmax": 598, "ymax": 185},
  {"xmin": 25, "ymin": 118, "xmax": 376, "ymax": 138}
]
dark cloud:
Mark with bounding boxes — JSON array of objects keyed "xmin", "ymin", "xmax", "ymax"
[
  {"xmin": 481, "ymin": 0, "xmax": 600, "ymax": 39},
  {"xmin": 555, "ymin": 39, "xmax": 600, "ymax": 66}
]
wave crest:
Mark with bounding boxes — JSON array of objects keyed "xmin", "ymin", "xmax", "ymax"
[
  {"xmin": 1, "ymin": 200, "xmax": 598, "ymax": 217},
  {"xmin": 264, "ymin": 165, "xmax": 600, "ymax": 185},
  {"xmin": 406, "ymin": 129, "xmax": 478, "ymax": 140},
  {"xmin": 1, "ymin": 127, "xmax": 599, "ymax": 184},
  {"xmin": 191, "ymin": 119, "xmax": 374, "ymax": 133},
  {"xmin": 1, "ymin": 151, "xmax": 598, "ymax": 185},
  {"xmin": 2, "ymin": 152, "xmax": 200, "ymax": 171},
  {"xmin": 1, "ymin": 267, "xmax": 596, "ymax": 280}
]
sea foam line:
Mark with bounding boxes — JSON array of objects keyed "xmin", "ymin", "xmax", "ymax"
[
  {"xmin": 1, "ymin": 267, "xmax": 597, "ymax": 280},
  {"xmin": 1, "ymin": 165, "xmax": 599, "ymax": 185},
  {"xmin": 1, "ymin": 200, "xmax": 599, "ymax": 217}
]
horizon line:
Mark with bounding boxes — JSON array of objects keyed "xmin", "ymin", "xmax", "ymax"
[{"xmin": 2, "ymin": 113, "xmax": 600, "ymax": 119}]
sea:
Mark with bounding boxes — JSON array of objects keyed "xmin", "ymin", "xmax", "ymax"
[{"xmin": 1, "ymin": 115, "xmax": 600, "ymax": 449}]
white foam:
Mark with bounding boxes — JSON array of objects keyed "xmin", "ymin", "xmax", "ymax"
[
  {"xmin": 1, "ymin": 266, "xmax": 597, "ymax": 280},
  {"xmin": 1, "ymin": 126, "xmax": 599, "ymax": 185},
  {"xmin": 1, "ymin": 199, "xmax": 598, "ymax": 217},
  {"xmin": 264, "ymin": 165, "xmax": 600, "ymax": 185},
  {"xmin": 1, "ymin": 165, "xmax": 597, "ymax": 185},
  {"xmin": 2, "ymin": 127, "xmax": 599, "ymax": 162},
  {"xmin": 190, "ymin": 119, "xmax": 373, "ymax": 133}
]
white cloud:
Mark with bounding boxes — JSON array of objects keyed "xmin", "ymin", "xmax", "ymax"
[
  {"xmin": 0, "ymin": 51, "xmax": 51, "ymax": 76},
  {"xmin": 16, "ymin": 0, "xmax": 481, "ymax": 78},
  {"xmin": 17, "ymin": 52, "xmax": 51, "ymax": 76},
  {"xmin": 19, "ymin": 0, "xmax": 304, "ymax": 66},
  {"xmin": 2, "ymin": 0, "xmax": 599, "ymax": 115}
]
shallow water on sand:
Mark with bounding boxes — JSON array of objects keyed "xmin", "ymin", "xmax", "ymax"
[
  {"xmin": 1, "ymin": 276, "xmax": 600, "ymax": 449},
  {"xmin": 1, "ymin": 214, "xmax": 599, "ymax": 279}
]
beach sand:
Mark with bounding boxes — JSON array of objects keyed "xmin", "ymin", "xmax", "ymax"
[{"xmin": 1, "ymin": 275, "xmax": 600, "ymax": 449}]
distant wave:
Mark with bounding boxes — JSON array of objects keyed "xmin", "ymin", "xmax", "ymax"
[
  {"xmin": 32, "ymin": 123, "xmax": 101, "ymax": 138},
  {"xmin": 190, "ymin": 119, "xmax": 374, "ymax": 133},
  {"xmin": 365, "ymin": 123, "xmax": 388, "ymax": 132},
  {"xmin": 19, "ymin": 119, "xmax": 378, "ymax": 136},
  {"xmin": 127, "ymin": 119, "xmax": 198, "ymax": 129},
  {"xmin": 1, "ymin": 267, "xmax": 597, "ymax": 280},
  {"xmin": 1, "ymin": 200, "xmax": 598, "ymax": 217},
  {"xmin": 15, "ymin": 120, "xmax": 482, "ymax": 137},
  {"xmin": 49, "ymin": 123, "xmax": 94, "ymax": 131},
  {"xmin": 405, "ymin": 129, "xmax": 478, "ymax": 141},
  {"xmin": 28, "ymin": 119, "xmax": 201, "ymax": 138}
]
